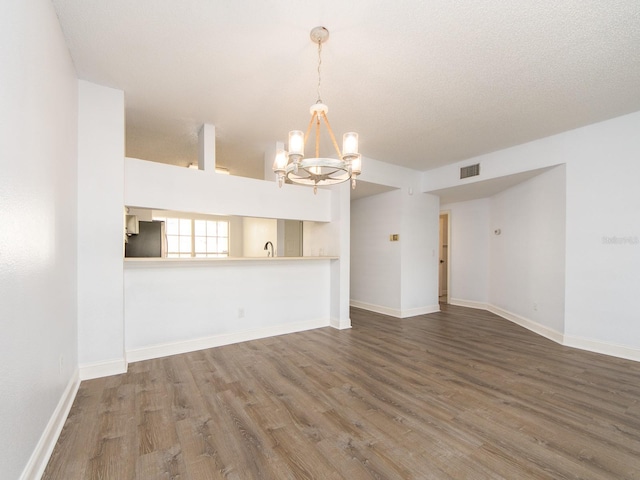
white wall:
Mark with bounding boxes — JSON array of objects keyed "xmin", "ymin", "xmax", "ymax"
[
  {"xmin": 350, "ymin": 187, "xmax": 440, "ymax": 318},
  {"xmin": 427, "ymin": 111, "xmax": 640, "ymax": 360},
  {"xmin": 441, "ymin": 198, "xmax": 491, "ymax": 306},
  {"xmin": 297, "ymin": 186, "xmax": 353, "ymax": 327},
  {"xmin": 400, "ymin": 192, "xmax": 440, "ymax": 314},
  {"xmin": 127, "ymin": 206, "xmax": 153, "ymax": 221},
  {"xmin": 124, "ymin": 259, "xmax": 332, "ymax": 359},
  {"xmin": 243, "ymin": 217, "xmax": 277, "ymax": 257},
  {"xmin": 124, "ymin": 156, "xmax": 352, "ymax": 338},
  {"xmin": 422, "ymin": 137, "xmax": 565, "ymax": 193},
  {"xmin": 358, "ymin": 156, "xmax": 423, "ymax": 189},
  {"xmin": 0, "ymin": 1, "xmax": 79, "ymax": 478},
  {"xmin": 351, "ymin": 156, "xmax": 440, "ymax": 318},
  {"xmin": 562, "ymin": 114, "xmax": 640, "ymax": 354},
  {"xmin": 489, "ymin": 166, "xmax": 566, "ymax": 334},
  {"xmin": 303, "ymin": 219, "xmax": 341, "ymax": 257},
  {"xmin": 125, "ymin": 157, "xmax": 332, "ymax": 222},
  {"xmin": 77, "ymin": 81, "xmax": 126, "ymax": 379},
  {"xmin": 351, "ymin": 190, "xmax": 403, "ymax": 313},
  {"xmin": 329, "ymin": 182, "xmax": 352, "ymax": 328},
  {"xmin": 302, "ymin": 187, "xmax": 351, "ymax": 329}
]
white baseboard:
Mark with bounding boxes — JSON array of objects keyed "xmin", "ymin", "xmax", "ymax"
[
  {"xmin": 400, "ymin": 305, "xmax": 441, "ymax": 318},
  {"xmin": 79, "ymin": 358, "xmax": 128, "ymax": 381},
  {"xmin": 330, "ymin": 317, "xmax": 352, "ymax": 330},
  {"xmin": 20, "ymin": 369, "xmax": 80, "ymax": 480},
  {"xmin": 487, "ymin": 304, "xmax": 564, "ymax": 344},
  {"xmin": 563, "ymin": 335, "xmax": 640, "ymax": 363},
  {"xmin": 451, "ymin": 299, "xmax": 640, "ymax": 363},
  {"xmin": 126, "ymin": 318, "xmax": 330, "ymax": 363},
  {"xmin": 350, "ymin": 300, "xmax": 440, "ymax": 318},
  {"xmin": 449, "ymin": 298, "xmax": 488, "ymax": 310},
  {"xmin": 449, "ymin": 299, "xmax": 564, "ymax": 344},
  {"xmin": 350, "ymin": 300, "xmax": 401, "ymax": 317}
]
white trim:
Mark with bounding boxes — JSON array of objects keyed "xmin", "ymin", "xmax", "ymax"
[
  {"xmin": 449, "ymin": 298, "xmax": 488, "ymax": 310},
  {"xmin": 350, "ymin": 300, "xmax": 440, "ymax": 318},
  {"xmin": 350, "ymin": 300, "xmax": 401, "ymax": 317},
  {"xmin": 126, "ymin": 318, "xmax": 330, "ymax": 363},
  {"xmin": 452, "ymin": 299, "xmax": 640, "ymax": 363},
  {"xmin": 79, "ymin": 358, "xmax": 128, "ymax": 380},
  {"xmin": 563, "ymin": 335, "xmax": 640, "ymax": 363},
  {"xmin": 330, "ymin": 317, "xmax": 352, "ymax": 330},
  {"xmin": 439, "ymin": 209, "xmax": 451, "ymax": 303},
  {"xmin": 124, "ymin": 256, "xmax": 337, "ymax": 268},
  {"xmin": 399, "ymin": 305, "xmax": 441, "ymax": 318},
  {"xmin": 19, "ymin": 370, "xmax": 80, "ymax": 480},
  {"xmin": 487, "ymin": 304, "xmax": 564, "ymax": 344}
]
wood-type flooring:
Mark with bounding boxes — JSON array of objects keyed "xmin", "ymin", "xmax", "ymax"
[{"xmin": 43, "ymin": 305, "xmax": 640, "ymax": 479}]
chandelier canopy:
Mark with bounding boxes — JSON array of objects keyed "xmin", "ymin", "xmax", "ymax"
[{"xmin": 273, "ymin": 26, "xmax": 362, "ymax": 194}]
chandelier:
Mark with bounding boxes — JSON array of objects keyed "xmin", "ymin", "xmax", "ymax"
[{"xmin": 273, "ymin": 26, "xmax": 362, "ymax": 194}]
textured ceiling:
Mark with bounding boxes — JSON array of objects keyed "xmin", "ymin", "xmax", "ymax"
[{"xmin": 52, "ymin": 0, "xmax": 640, "ymax": 180}]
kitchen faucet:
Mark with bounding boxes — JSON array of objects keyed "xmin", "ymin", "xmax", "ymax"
[{"xmin": 264, "ymin": 241, "xmax": 274, "ymax": 257}]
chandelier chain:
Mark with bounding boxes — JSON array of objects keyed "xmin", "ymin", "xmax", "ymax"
[{"xmin": 316, "ymin": 39, "xmax": 322, "ymax": 104}]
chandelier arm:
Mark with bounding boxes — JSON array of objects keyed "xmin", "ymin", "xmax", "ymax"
[
  {"xmin": 303, "ymin": 111, "xmax": 317, "ymax": 146},
  {"xmin": 320, "ymin": 111, "xmax": 343, "ymax": 158}
]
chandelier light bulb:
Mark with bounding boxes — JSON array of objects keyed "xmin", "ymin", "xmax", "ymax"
[
  {"xmin": 288, "ymin": 130, "xmax": 304, "ymax": 157},
  {"xmin": 273, "ymin": 149, "xmax": 287, "ymax": 171},
  {"xmin": 342, "ymin": 132, "xmax": 359, "ymax": 156},
  {"xmin": 351, "ymin": 154, "xmax": 362, "ymax": 175}
]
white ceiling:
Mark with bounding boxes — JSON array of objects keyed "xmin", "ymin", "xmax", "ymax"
[{"xmin": 52, "ymin": 0, "xmax": 640, "ymax": 181}]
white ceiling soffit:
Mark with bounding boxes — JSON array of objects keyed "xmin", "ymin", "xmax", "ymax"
[
  {"xmin": 51, "ymin": 1, "xmax": 640, "ymax": 179},
  {"xmin": 430, "ymin": 167, "xmax": 556, "ymax": 205},
  {"xmin": 350, "ymin": 181, "xmax": 398, "ymax": 202}
]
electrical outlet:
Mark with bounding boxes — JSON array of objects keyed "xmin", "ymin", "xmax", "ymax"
[
  {"xmin": 59, "ymin": 355, "xmax": 64, "ymax": 374},
  {"xmin": 238, "ymin": 308, "xmax": 245, "ymax": 318},
  {"xmin": 533, "ymin": 303, "xmax": 538, "ymax": 311}
]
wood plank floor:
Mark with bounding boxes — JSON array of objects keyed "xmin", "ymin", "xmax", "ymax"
[{"xmin": 43, "ymin": 305, "xmax": 640, "ymax": 479}]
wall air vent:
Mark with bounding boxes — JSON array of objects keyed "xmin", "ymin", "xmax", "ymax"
[{"xmin": 460, "ymin": 163, "xmax": 480, "ymax": 179}]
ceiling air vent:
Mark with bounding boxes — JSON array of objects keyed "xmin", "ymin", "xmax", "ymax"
[{"xmin": 460, "ymin": 163, "xmax": 480, "ymax": 179}]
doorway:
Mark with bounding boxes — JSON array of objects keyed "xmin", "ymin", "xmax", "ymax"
[{"xmin": 439, "ymin": 212, "xmax": 450, "ymax": 303}]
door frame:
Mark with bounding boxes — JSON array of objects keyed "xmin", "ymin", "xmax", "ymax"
[{"xmin": 439, "ymin": 210, "xmax": 451, "ymax": 304}]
